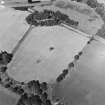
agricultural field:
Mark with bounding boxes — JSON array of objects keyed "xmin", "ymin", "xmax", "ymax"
[
  {"xmin": 0, "ymin": 5, "xmax": 90, "ymax": 105},
  {"xmin": 0, "ymin": 7, "xmax": 29, "ymax": 52},
  {"xmin": 52, "ymin": 0, "xmax": 104, "ymax": 35},
  {"xmin": 0, "ymin": 0, "xmax": 105, "ymax": 105},
  {"xmin": 7, "ymin": 26, "xmax": 89, "ymax": 82},
  {"xmin": 52, "ymin": 40, "xmax": 105, "ymax": 105},
  {"xmin": 0, "ymin": 86, "xmax": 19, "ymax": 105}
]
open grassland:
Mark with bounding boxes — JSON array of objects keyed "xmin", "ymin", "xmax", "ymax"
[
  {"xmin": 0, "ymin": 85, "xmax": 20, "ymax": 105},
  {"xmin": 52, "ymin": 0, "xmax": 104, "ymax": 35},
  {"xmin": 69, "ymin": 0, "xmax": 105, "ymax": 40},
  {"xmin": 31, "ymin": 0, "xmax": 104, "ymax": 35},
  {"xmin": 52, "ymin": 40, "xmax": 105, "ymax": 105},
  {"xmin": 7, "ymin": 26, "xmax": 89, "ymax": 83},
  {"xmin": 0, "ymin": 7, "xmax": 29, "ymax": 53},
  {"xmin": 0, "ymin": 7, "xmax": 29, "ymax": 105},
  {"xmin": 0, "ymin": 2, "xmax": 105, "ymax": 105}
]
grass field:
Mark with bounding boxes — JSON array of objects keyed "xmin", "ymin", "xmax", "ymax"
[
  {"xmin": 52, "ymin": 40, "xmax": 105, "ymax": 105},
  {"xmin": 0, "ymin": 85, "xmax": 20, "ymax": 105},
  {"xmin": 52, "ymin": 0, "xmax": 104, "ymax": 35},
  {"xmin": 0, "ymin": 2, "xmax": 105, "ymax": 105},
  {"xmin": 0, "ymin": 7, "xmax": 29, "ymax": 105},
  {"xmin": 0, "ymin": 7, "xmax": 29, "ymax": 53},
  {"xmin": 7, "ymin": 26, "xmax": 89, "ymax": 83}
]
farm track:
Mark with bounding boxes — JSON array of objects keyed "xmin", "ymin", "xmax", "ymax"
[{"xmin": 12, "ymin": 25, "xmax": 33, "ymax": 55}]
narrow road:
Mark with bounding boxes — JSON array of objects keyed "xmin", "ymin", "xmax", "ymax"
[
  {"xmin": 60, "ymin": 23, "xmax": 91, "ymax": 39},
  {"xmin": 60, "ymin": 23, "xmax": 105, "ymax": 45}
]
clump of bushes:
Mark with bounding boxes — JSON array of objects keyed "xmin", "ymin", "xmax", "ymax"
[
  {"xmin": 56, "ymin": 50, "xmax": 83, "ymax": 83},
  {"xmin": 86, "ymin": 0, "xmax": 105, "ymax": 37},
  {"xmin": 71, "ymin": 0, "xmax": 83, "ymax": 2},
  {"xmin": 86, "ymin": 0, "xmax": 105, "ymax": 22},
  {"xmin": 56, "ymin": 69, "xmax": 69, "ymax": 83},
  {"xmin": 0, "ymin": 51, "xmax": 13, "ymax": 65},
  {"xmin": 16, "ymin": 80, "xmax": 52, "ymax": 105},
  {"xmin": 86, "ymin": 0, "xmax": 98, "ymax": 8},
  {"xmin": 26, "ymin": 9, "xmax": 79, "ymax": 27},
  {"xmin": 95, "ymin": 4, "xmax": 105, "ymax": 22},
  {"xmin": 0, "ymin": 51, "xmax": 52, "ymax": 105},
  {"xmin": 96, "ymin": 24, "xmax": 105, "ymax": 37},
  {"xmin": 68, "ymin": 62, "xmax": 74, "ymax": 68}
]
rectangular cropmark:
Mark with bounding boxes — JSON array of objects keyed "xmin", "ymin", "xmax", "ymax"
[{"xmin": 7, "ymin": 26, "xmax": 90, "ymax": 83}]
